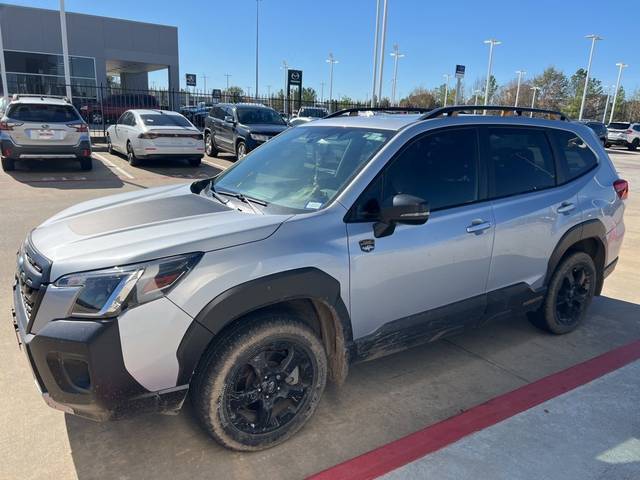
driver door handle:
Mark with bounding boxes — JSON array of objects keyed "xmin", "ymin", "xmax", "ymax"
[{"xmin": 466, "ymin": 219, "xmax": 492, "ymax": 234}]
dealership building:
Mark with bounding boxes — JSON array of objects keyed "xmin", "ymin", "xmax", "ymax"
[{"xmin": 0, "ymin": 3, "xmax": 179, "ymax": 100}]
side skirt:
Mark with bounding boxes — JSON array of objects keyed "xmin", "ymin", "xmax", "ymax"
[{"xmin": 352, "ymin": 283, "xmax": 545, "ymax": 364}]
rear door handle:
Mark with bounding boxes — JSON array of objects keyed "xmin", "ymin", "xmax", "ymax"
[
  {"xmin": 466, "ymin": 219, "xmax": 492, "ymax": 234},
  {"xmin": 557, "ymin": 202, "xmax": 576, "ymax": 214}
]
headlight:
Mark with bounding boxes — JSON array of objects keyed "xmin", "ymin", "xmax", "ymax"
[
  {"xmin": 250, "ymin": 133, "xmax": 270, "ymax": 142},
  {"xmin": 54, "ymin": 253, "xmax": 202, "ymax": 318}
]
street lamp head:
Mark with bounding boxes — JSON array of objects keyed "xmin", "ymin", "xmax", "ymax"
[
  {"xmin": 615, "ymin": 62, "xmax": 628, "ymax": 68},
  {"xmin": 484, "ymin": 39, "xmax": 501, "ymax": 45},
  {"xmin": 585, "ymin": 34, "xmax": 603, "ymax": 40},
  {"xmin": 516, "ymin": 70, "xmax": 526, "ymax": 75}
]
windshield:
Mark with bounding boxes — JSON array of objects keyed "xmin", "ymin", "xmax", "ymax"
[
  {"xmin": 300, "ymin": 108, "xmax": 328, "ymax": 118},
  {"xmin": 608, "ymin": 122, "xmax": 630, "ymax": 130},
  {"xmin": 140, "ymin": 114, "xmax": 193, "ymax": 127},
  {"xmin": 7, "ymin": 104, "xmax": 81, "ymax": 123},
  {"xmin": 212, "ymin": 126, "xmax": 393, "ymax": 212},
  {"xmin": 237, "ymin": 107, "xmax": 286, "ymax": 125}
]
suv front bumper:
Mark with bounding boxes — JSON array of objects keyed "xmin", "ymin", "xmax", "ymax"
[
  {"xmin": 11, "ymin": 280, "xmax": 187, "ymax": 421},
  {"xmin": 1, "ymin": 139, "xmax": 92, "ymax": 160}
]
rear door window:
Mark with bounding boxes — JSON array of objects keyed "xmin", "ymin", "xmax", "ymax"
[
  {"xmin": 486, "ymin": 127, "xmax": 556, "ymax": 199},
  {"xmin": 551, "ymin": 130, "xmax": 598, "ymax": 182},
  {"xmin": 7, "ymin": 104, "xmax": 80, "ymax": 123}
]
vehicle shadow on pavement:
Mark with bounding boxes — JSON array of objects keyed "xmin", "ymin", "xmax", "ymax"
[
  {"xmin": 106, "ymin": 151, "xmax": 225, "ymax": 180},
  {"xmin": 605, "ymin": 148, "xmax": 640, "ymax": 156},
  {"xmin": 3, "ymin": 158, "xmax": 125, "ymax": 190},
  {"xmin": 63, "ymin": 295, "xmax": 640, "ymax": 480}
]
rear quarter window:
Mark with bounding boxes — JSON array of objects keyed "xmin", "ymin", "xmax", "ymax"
[
  {"xmin": 7, "ymin": 103, "xmax": 81, "ymax": 123},
  {"xmin": 551, "ymin": 130, "xmax": 598, "ymax": 183}
]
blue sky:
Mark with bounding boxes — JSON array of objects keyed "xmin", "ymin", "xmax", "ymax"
[{"xmin": 7, "ymin": 0, "xmax": 639, "ymax": 99}]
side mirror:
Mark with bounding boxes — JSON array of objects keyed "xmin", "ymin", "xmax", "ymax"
[
  {"xmin": 373, "ymin": 194, "xmax": 430, "ymax": 238},
  {"xmin": 224, "ymin": 115, "xmax": 235, "ymax": 124}
]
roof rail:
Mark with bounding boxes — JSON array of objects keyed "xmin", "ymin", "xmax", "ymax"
[
  {"xmin": 11, "ymin": 93, "xmax": 71, "ymax": 103},
  {"xmin": 419, "ymin": 105, "xmax": 570, "ymax": 121},
  {"xmin": 325, "ymin": 106, "xmax": 433, "ymax": 119}
]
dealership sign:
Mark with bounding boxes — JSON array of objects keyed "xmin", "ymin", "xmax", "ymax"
[
  {"xmin": 186, "ymin": 73, "xmax": 197, "ymax": 87},
  {"xmin": 288, "ymin": 69, "xmax": 303, "ymax": 87}
]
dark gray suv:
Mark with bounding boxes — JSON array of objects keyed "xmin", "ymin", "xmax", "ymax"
[{"xmin": 203, "ymin": 103, "xmax": 288, "ymax": 159}]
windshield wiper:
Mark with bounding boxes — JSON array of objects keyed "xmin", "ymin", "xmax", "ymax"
[
  {"xmin": 202, "ymin": 181, "xmax": 229, "ymax": 204},
  {"xmin": 217, "ymin": 190, "xmax": 268, "ymax": 207}
]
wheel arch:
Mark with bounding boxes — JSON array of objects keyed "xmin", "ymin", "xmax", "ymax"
[
  {"xmin": 545, "ymin": 219, "xmax": 607, "ymax": 295},
  {"xmin": 176, "ymin": 268, "xmax": 353, "ymax": 387}
]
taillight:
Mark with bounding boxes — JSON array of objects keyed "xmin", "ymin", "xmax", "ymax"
[
  {"xmin": 0, "ymin": 121, "xmax": 23, "ymax": 131},
  {"xmin": 67, "ymin": 123, "xmax": 88, "ymax": 132},
  {"xmin": 625, "ymin": 129, "xmax": 633, "ymax": 134},
  {"xmin": 139, "ymin": 132, "xmax": 159, "ymax": 139},
  {"xmin": 614, "ymin": 179, "xmax": 629, "ymax": 200}
]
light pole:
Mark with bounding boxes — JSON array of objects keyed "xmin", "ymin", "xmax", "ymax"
[
  {"xmin": 473, "ymin": 89, "xmax": 481, "ymax": 114},
  {"xmin": 326, "ymin": 53, "xmax": 338, "ymax": 112},
  {"xmin": 602, "ymin": 85, "xmax": 612, "ymax": 123},
  {"xmin": 370, "ymin": 0, "xmax": 381, "ymax": 107},
  {"xmin": 443, "ymin": 74, "xmax": 451, "ymax": 107},
  {"xmin": 609, "ymin": 62, "xmax": 628, "ymax": 124},
  {"xmin": 246, "ymin": 86, "xmax": 252, "ymax": 99},
  {"xmin": 320, "ymin": 81, "xmax": 325, "ymax": 104},
  {"xmin": 281, "ymin": 60, "xmax": 289, "ymax": 115},
  {"xmin": 224, "ymin": 73, "xmax": 231, "ymax": 101},
  {"xmin": 514, "ymin": 70, "xmax": 526, "ymax": 107},
  {"xmin": 266, "ymin": 84, "xmax": 271, "ymax": 107},
  {"xmin": 579, "ymin": 34, "xmax": 602, "ymax": 120},
  {"xmin": 376, "ymin": 0, "xmax": 389, "ymax": 104},
  {"xmin": 530, "ymin": 86, "xmax": 541, "ymax": 117},
  {"xmin": 202, "ymin": 73, "xmax": 208, "ymax": 96},
  {"xmin": 483, "ymin": 39, "xmax": 501, "ymax": 110},
  {"xmin": 254, "ymin": 0, "xmax": 261, "ymax": 99},
  {"xmin": 0, "ymin": 11, "xmax": 8, "ymax": 100},
  {"xmin": 59, "ymin": 0, "xmax": 72, "ymax": 99},
  {"xmin": 390, "ymin": 44, "xmax": 404, "ymax": 106}
]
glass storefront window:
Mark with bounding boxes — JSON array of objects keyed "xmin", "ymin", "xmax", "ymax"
[
  {"xmin": 70, "ymin": 56, "xmax": 95, "ymax": 79},
  {"xmin": 5, "ymin": 51, "xmax": 64, "ymax": 76}
]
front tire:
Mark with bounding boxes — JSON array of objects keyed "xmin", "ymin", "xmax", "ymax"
[
  {"xmin": 205, "ymin": 132, "xmax": 218, "ymax": 157},
  {"xmin": 189, "ymin": 157, "xmax": 202, "ymax": 167},
  {"xmin": 530, "ymin": 252, "xmax": 597, "ymax": 334},
  {"xmin": 1, "ymin": 157, "xmax": 15, "ymax": 171},
  {"xmin": 106, "ymin": 134, "xmax": 114, "ymax": 154},
  {"xmin": 628, "ymin": 139, "xmax": 639, "ymax": 151},
  {"xmin": 236, "ymin": 140, "xmax": 247, "ymax": 160},
  {"xmin": 191, "ymin": 313, "xmax": 327, "ymax": 451},
  {"xmin": 127, "ymin": 141, "xmax": 141, "ymax": 167}
]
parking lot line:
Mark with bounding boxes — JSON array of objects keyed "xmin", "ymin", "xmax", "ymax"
[
  {"xmin": 202, "ymin": 158, "xmax": 229, "ymax": 170},
  {"xmin": 308, "ymin": 338, "xmax": 640, "ymax": 480},
  {"xmin": 93, "ymin": 152, "xmax": 135, "ymax": 179}
]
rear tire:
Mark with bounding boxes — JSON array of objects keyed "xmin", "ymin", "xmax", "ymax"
[
  {"xmin": 529, "ymin": 252, "xmax": 596, "ymax": 335},
  {"xmin": 189, "ymin": 157, "xmax": 202, "ymax": 167},
  {"xmin": 79, "ymin": 157, "xmax": 93, "ymax": 171},
  {"xmin": 1, "ymin": 157, "xmax": 15, "ymax": 172},
  {"xmin": 628, "ymin": 139, "xmax": 639, "ymax": 151},
  {"xmin": 106, "ymin": 134, "xmax": 114, "ymax": 155},
  {"xmin": 127, "ymin": 142, "xmax": 141, "ymax": 167},
  {"xmin": 191, "ymin": 312, "xmax": 327, "ymax": 451}
]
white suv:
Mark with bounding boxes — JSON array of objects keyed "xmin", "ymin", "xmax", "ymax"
[
  {"xmin": 606, "ymin": 122, "xmax": 640, "ymax": 150},
  {"xmin": 0, "ymin": 94, "xmax": 92, "ymax": 171}
]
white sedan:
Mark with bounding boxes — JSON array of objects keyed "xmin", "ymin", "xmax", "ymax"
[{"xmin": 106, "ymin": 109, "xmax": 204, "ymax": 167}]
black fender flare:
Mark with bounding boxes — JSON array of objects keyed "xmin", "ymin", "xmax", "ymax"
[
  {"xmin": 176, "ymin": 268, "xmax": 353, "ymax": 385},
  {"xmin": 544, "ymin": 219, "xmax": 607, "ymax": 289}
]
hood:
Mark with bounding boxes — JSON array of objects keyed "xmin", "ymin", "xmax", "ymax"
[
  {"xmin": 32, "ymin": 183, "xmax": 291, "ymax": 280},
  {"xmin": 243, "ymin": 123, "xmax": 289, "ymax": 134}
]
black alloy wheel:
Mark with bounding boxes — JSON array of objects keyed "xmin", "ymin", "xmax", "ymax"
[
  {"xmin": 223, "ymin": 340, "xmax": 316, "ymax": 435},
  {"xmin": 554, "ymin": 264, "xmax": 593, "ymax": 326}
]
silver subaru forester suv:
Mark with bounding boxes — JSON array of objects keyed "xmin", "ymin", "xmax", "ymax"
[{"xmin": 11, "ymin": 106, "xmax": 627, "ymax": 451}]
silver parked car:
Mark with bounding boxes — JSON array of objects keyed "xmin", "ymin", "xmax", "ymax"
[
  {"xmin": 288, "ymin": 106, "xmax": 329, "ymax": 126},
  {"xmin": 606, "ymin": 121, "xmax": 640, "ymax": 150},
  {"xmin": 11, "ymin": 106, "xmax": 627, "ymax": 451},
  {"xmin": 106, "ymin": 109, "xmax": 204, "ymax": 167},
  {"xmin": 1, "ymin": 94, "xmax": 91, "ymax": 171}
]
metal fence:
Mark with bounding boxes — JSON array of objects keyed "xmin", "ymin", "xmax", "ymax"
[{"xmin": 4, "ymin": 81, "xmax": 373, "ymax": 139}]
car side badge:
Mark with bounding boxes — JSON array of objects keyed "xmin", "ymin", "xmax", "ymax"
[{"xmin": 359, "ymin": 239, "xmax": 375, "ymax": 253}]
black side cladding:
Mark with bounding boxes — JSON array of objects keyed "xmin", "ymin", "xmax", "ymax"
[{"xmin": 176, "ymin": 268, "xmax": 353, "ymax": 385}]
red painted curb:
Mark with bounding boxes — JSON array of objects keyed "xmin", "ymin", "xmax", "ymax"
[{"xmin": 308, "ymin": 339, "xmax": 640, "ymax": 480}]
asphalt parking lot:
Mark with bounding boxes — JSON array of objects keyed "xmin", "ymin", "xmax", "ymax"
[{"xmin": 1, "ymin": 147, "xmax": 639, "ymax": 480}]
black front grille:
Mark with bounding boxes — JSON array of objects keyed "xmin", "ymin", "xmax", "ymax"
[{"xmin": 16, "ymin": 235, "xmax": 51, "ymax": 329}]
